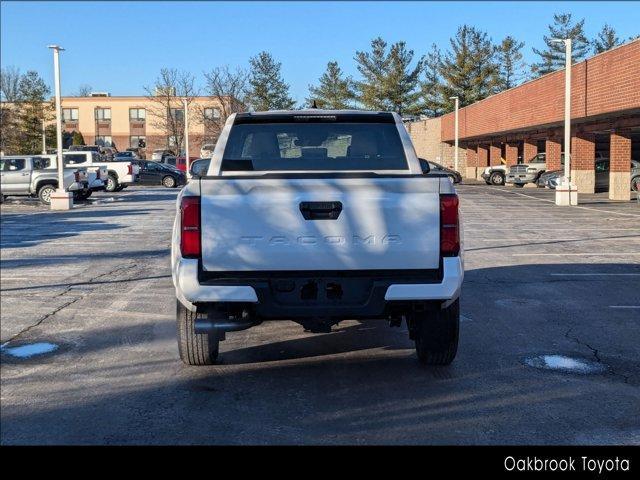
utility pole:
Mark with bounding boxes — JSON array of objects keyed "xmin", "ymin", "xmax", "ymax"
[
  {"xmin": 183, "ymin": 97, "xmax": 190, "ymax": 177},
  {"xmin": 450, "ymin": 96, "xmax": 459, "ymax": 173},
  {"xmin": 48, "ymin": 44, "xmax": 72, "ymax": 210},
  {"xmin": 552, "ymin": 38, "xmax": 577, "ymax": 206},
  {"xmin": 41, "ymin": 118, "xmax": 47, "ymax": 154}
]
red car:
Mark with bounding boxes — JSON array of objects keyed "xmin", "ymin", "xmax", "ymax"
[{"xmin": 162, "ymin": 156, "xmax": 198, "ymax": 172}]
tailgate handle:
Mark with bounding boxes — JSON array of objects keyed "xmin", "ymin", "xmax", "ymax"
[{"xmin": 299, "ymin": 201, "xmax": 342, "ymax": 220}]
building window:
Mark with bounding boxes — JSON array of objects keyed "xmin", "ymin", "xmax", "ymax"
[
  {"xmin": 62, "ymin": 108, "xmax": 78, "ymax": 121},
  {"xmin": 96, "ymin": 135, "xmax": 113, "ymax": 147},
  {"xmin": 204, "ymin": 107, "xmax": 221, "ymax": 120},
  {"xmin": 130, "ymin": 135, "xmax": 146, "ymax": 148},
  {"xmin": 95, "ymin": 108, "xmax": 111, "ymax": 121},
  {"xmin": 129, "ymin": 108, "xmax": 146, "ymax": 121},
  {"xmin": 169, "ymin": 108, "xmax": 184, "ymax": 122}
]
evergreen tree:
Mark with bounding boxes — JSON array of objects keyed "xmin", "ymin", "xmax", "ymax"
[
  {"xmin": 307, "ymin": 61, "xmax": 356, "ymax": 109},
  {"xmin": 419, "ymin": 44, "xmax": 445, "ymax": 117},
  {"xmin": 13, "ymin": 71, "xmax": 53, "ymax": 154},
  {"xmin": 531, "ymin": 13, "xmax": 589, "ymax": 76},
  {"xmin": 592, "ymin": 24, "xmax": 623, "ymax": 54},
  {"xmin": 438, "ymin": 25, "xmax": 500, "ymax": 111},
  {"xmin": 354, "ymin": 37, "xmax": 423, "ymax": 115},
  {"xmin": 72, "ymin": 131, "xmax": 86, "ymax": 145},
  {"xmin": 496, "ymin": 36, "xmax": 526, "ymax": 90},
  {"xmin": 246, "ymin": 52, "xmax": 295, "ymax": 111}
]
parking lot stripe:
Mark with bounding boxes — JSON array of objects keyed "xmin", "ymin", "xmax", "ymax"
[
  {"xmin": 609, "ymin": 306, "xmax": 640, "ymax": 309},
  {"xmin": 512, "ymin": 253, "xmax": 640, "ymax": 256},
  {"xmin": 550, "ymin": 273, "xmax": 640, "ymax": 276}
]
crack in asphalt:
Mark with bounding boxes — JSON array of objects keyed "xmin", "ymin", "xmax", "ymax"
[
  {"xmin": 564, "ymin": 327, "xmax": 632, "ymax": 384},
  {"xmin": 1, "ymin": 262, "xmax": 139, "ymax": 347}
]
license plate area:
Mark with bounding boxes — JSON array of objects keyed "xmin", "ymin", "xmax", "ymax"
[{"xmin": 270, "ymin": 277, "xmax": 372, "ymax": 306}]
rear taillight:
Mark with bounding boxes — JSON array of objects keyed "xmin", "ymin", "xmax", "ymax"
[
  {"xmin": 180, "ymin": 196, "xmax": 201, "ymax": 258},
  {"xmin": 440, "ymin": 194, "xmax": 459, "ymax": 257},
  {"xmin": 127, "ymin": 164, "xmax": 133, "ymax": 175}
]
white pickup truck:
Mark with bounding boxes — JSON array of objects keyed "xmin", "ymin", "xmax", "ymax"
[
  {"xmin": 61, "ymin": 151, "xmax": 140, "ymax": 192},
  {"xmin": 172, "ymin": 110, "xmax": 464, "ymax": 366}
]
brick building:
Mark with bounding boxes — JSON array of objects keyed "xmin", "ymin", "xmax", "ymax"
[
  {"xmin": 408, "ymin": 39, "xmax": 640, "ymax": 200},
  {"xmin": 53, "ymin": 94, "xmax": 230, "ymax": 158}
]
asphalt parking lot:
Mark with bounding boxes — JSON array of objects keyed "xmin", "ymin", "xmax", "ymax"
[{"xmin": 1, "ymin": 184, "xmax": 639, "ymax": 445}]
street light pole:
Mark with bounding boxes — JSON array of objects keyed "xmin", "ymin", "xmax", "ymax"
[
  {"xmin": 41, "ymin": 118, "xmax": 47, "ymax": 154},
  {"xmin": 48, "ymin": 44, "xmax": 71, "ymax": 209},
  {"xmin": 450, "ymin": 96, "xmax": 459, "ymax": 173},
  {"xmin": 183, "ymin": 98, "xmax": 190, "ymax": 177},
  {"xmin": 552, "ymin": 38, "xmax": 576, "ymax": 206}
]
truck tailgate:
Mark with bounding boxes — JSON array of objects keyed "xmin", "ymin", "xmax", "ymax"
[{"xmin": 200, "ymin": 176, "xmax": 441, "ymax": 272}]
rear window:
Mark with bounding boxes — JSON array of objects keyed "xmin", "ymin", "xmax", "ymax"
[
  {"xmin": 63, "ymin": 153, "xmax": 88, "ymax": 165},
  {"xmin": 221, "ymin": 122, "xmax": 407, "ymax": 172}
]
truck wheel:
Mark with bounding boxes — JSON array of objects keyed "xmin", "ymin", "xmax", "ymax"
[
  {"xmin": 412, "ymin": 299, "xmax": 459, "ymax": 365},
  {"xmin": 162, "ymin": 175, "xmax": 177, "ymax": 188},
  {"xmin": 176, "ymin": 300, "xmax": 219, "ymax": 365},
  {"xmin": 38, "ymin": 184, "xmax": 55, "ymax": 205},
  {"xmin": 490, "ymin": 172, "xmax": 505, "ymax": 186},
  {"xmin": 105, "ymin": 174, "xmax": 119, "ymax": 192}
]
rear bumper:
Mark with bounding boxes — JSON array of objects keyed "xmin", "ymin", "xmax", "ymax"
[{"xmin": 174, "ymin": 256, "xmax": 463, "ymax": 316}]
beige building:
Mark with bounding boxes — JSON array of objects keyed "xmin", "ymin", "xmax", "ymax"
[
  {"xmin": 55, "ymin": 94, "xmax": 229, "ymax": 157},
  {"xmin": 405, "ymin": 117, "xmax": 466, "ymax": 171}
]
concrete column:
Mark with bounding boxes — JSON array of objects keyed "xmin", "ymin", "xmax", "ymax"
[
  {"xmin": 489, "ymin": 144, "xmax": 501, "ymax": 166},
  {"xmin": 505, "ymin": 142, "xmax": 518, "ymax": 166},
  {"xmin": 546, "ymin": 137, "xmax": 562, "ymax": 171},
  {"xmin": 465, "ymin": 146, "xmax": 478, "ymax": 180},
  {"xmin": 609, "ymin": 130, "xmax": 632, "ymax": 201},
  {"xmin": 523, "ymin": 140, "xmax": 537, "ymax": 162},
  {"xmin": 476, "ymin": 145, "xmax": 489, "ymax": 180},
  {"xmin": 571, "ymin": 133, "xmax": 596, "ymax": 194}
]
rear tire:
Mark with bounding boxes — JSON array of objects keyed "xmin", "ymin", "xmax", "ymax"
[
  {"xmin": 162, "ymin": 175, "xmax": 177, "ymax": 188},
  {"xmin": 176, "ymin": 300, "xmax": 219, "ymax": 365},
  {"xmin": 632, "ymin": 176, "xmax": 639, "ymax": 192},
  {"xmin": 105, "ymin": 174, "xmax": 119, "ymax": 192},
  {"xmin": 412, "ymin": 299, "xmax": 459, "ymax": 365},
  {"xmin": 37, "ymin": 184, "xmax": 55, "ymax": 205}
]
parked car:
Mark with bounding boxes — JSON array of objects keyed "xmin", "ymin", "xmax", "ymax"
[
  {"xmin": 481, "ymin": 165, "xmax": 509, "ymax": 185},
  {"xmin": 132, "ymin": 160, "xmax": 186, "ymax": 188},
  {"xmin": 172, "ymin": 109, "xmax": 463, "ymax": 366},
  {"xmin": 536, "ymin": 169, "xmax": 562, "ymax": 189},
  {"xmin": 100, "ymin": 146, "xmax": 117, "ymax": 161},
  {"xmin": 423, "ymin": 160, "xmax": 462, "ymax": 183},
  {"xmin": 126, "ymin": 147, "xmax": 146, "ymax": 159},
  {"xmin": 151, "ymin": 149, "xmax": 176, "ymax": 161},
  {"xmin": 507, "ymin": 152, "xmax": 573, "ymax": 187},
  {"xmin": 162, "ymin": 156, "xmax": 197, "ymax": 172},
  {"xmin": 41, "ymin": 154, "xmax": 107, "ymax": 200},
  {"xmin": 113, "ymin": 151, "xmax": 139, "ymax": 161},
  {"xmin": 189, "ymin": 158, "xmax": 210, "ymax": 178},
  {"xmin": 537, "ymin": 159, "xmax": 639, "ymax": 192},
  {"xmin": 0, "ymin": 155, "xmax": 88, "ymax": 204},
  {"xmin": 200, "ymin": 143, "xmax": 216, "ymax": 158},
  {"xmin": 60, "ymin": 151, "xmax": 140, "ymax": 192}
]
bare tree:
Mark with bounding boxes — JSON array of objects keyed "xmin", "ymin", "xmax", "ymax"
[
  {"xmin": 76, "ymin": 84, "xmax": 93, "ymax": 96},
  {"xmin": 144, "ymin": 68, "xmax": 198, "ymax": 154},
  {"xmin": 1, "ymin": 66, "xmax": 21, "ymax": 102},
  {"xmin": 201, "ymin": 66, "xmax": 248, "ymax": 140}
]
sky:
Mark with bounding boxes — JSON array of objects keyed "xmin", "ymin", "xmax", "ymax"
[{"xmin": 1, "ymin": 1, "xmax": 639, "ymax": 103}]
